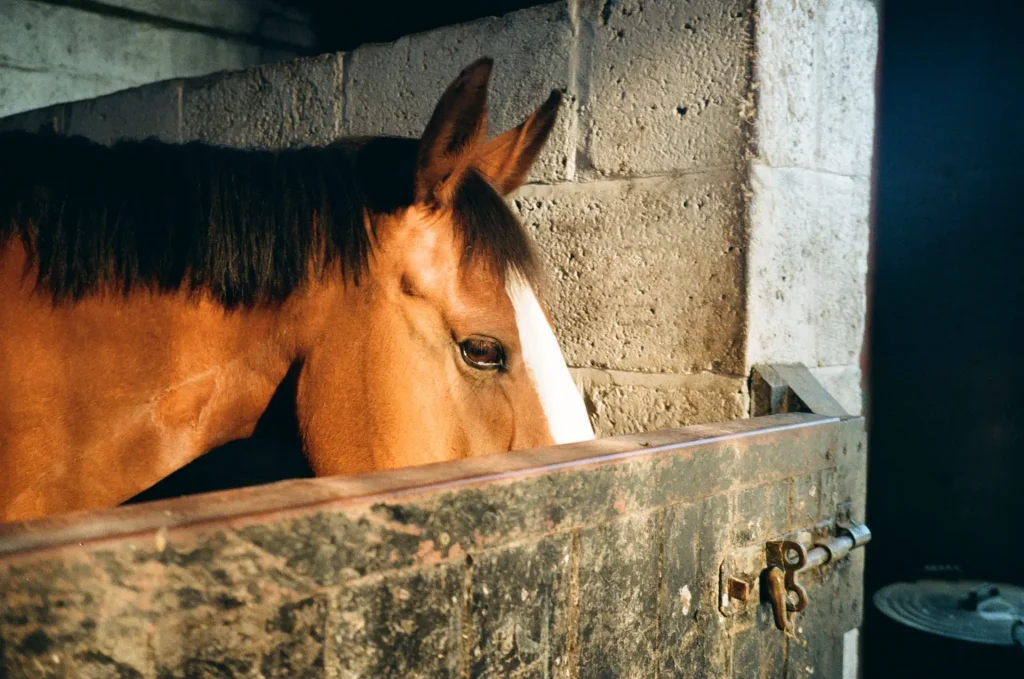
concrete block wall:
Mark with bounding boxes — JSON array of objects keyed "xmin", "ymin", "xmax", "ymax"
[
  {"xmin": 0, "ymin": 0, "xmax": 313, "ymax": 119},
  {"xmin": 0, "ymin": 0, "xmax": 878, "ymax": 437}
]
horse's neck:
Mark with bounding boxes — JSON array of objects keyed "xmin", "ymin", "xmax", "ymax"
[{"xmin": 0, "ymin": 245, "xmax": 333, "ymax": 521}]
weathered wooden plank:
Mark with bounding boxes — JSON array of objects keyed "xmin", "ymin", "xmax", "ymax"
[
  {"xmin": 577, "ymin": 512, "xmax": 660, "ymax": 679},
  {"xmin": 659, "ymin": 494, "xmax": 733, "ymax": 678},
  {"xmin": 0, "ymin": 413, "xmax": 836, "ymax": 557},
  {"xmin": 467, "ymin": 536, "xmax": 573, "ymax": 679},
  {"xmin": 331, "ymin": 564, "xmax": 464, "ymax": 679},
  {"xmin": 731, "ymin": 605, "xmax": 785, "ymax": 679},
  {"xmin": 0, "ymin": 412, "xmax": 866, "ymax": 678},
  {"xmin": 658, "ymin": 500, "xmax": 701, "ymax": 677},
  {"xmin": 733, "ymin": 482, "xmax": 790, "ymax": 546},
  {"xmin": 786, "ymin": 565, "xmax": 841, "ymax": 679},
  {"xmin": 155, "ymin": 594, "xmax": 328, "ymax": 679},
  {"xmin": 791, "ymin": 471, "xmax": 824, "ymax": 530}
]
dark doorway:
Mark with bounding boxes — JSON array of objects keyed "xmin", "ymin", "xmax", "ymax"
[{"xmin": 863, "ymin": 0, "xmax": 1024, "ymax": 674}]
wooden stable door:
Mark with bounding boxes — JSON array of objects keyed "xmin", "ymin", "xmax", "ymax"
[{"xmin": 0, "ymin": 368, "xmax": 867, "ymax": 678}]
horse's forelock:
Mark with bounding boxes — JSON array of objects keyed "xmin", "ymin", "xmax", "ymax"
[{"xmin": 449, "ymin": 168, "xmax": 542, "ymax": 292}]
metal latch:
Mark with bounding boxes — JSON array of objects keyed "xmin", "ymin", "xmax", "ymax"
[{"xmin": 764, "ymin": 517, "xmax": 871, "ymax": 631}]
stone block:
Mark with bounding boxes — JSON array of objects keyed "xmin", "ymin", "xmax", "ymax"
[
  {"xmin": 0, "ymin": 66, "xmax": 123, "ymax": 122},
  {"xmin": 66, "ymin": 79, "xmax": 182, "ymax": 144},
  {"xmin": 577, "ymin": 511, "xmax": 659, "ymax": 679},
  {"xmin": 0, "ymin": 0, "xmax": 272, "ymax": 119},
  {"xmin": 514, "ymin": 173, "xmax": 747, "ymax": 374},
  {"xmin": 0, "ymin": 101, "xmax": 67, "ymax": 135},
  {"xmin": 754, "ymin": 0, "xmax": 818, "ymax": 168},
  {"xmin": 331, "ymin": 564, "xmax": 464, "ymax": 678},
  {"xmin": 181, "ymin": 53, "xmax": 343, "ymax": 149},
  {"xmin": 810, "ymin": 364, "xmax": 864, "ymax": 416},
  {"xmin": 467, "ymin": 536, "xmax": 573, "ymax": 679},
  {"xmin": 572, "ymin": 369, "xmax": 748, "ymax": 437},
  {"xmin": 817, "ymin": 0, "xmax": 879, "ymax": 176},
  {"xmin": 746, "ymin": 164, "xmax": 870, "ymax": 368},
  {"xmin": 576, "ymin": 0, "xmax": 754, "ymax": 178},
  {"xmin": 342, "ymin": 3, "xmax": 575, "ymax": 183},
  {"xmin": 754, "ymin": 0, "xmax": 877, "ymax": 175},
  {"xmin": 97, "ymin": 0, "xmax": 315, "ymax": 48}
]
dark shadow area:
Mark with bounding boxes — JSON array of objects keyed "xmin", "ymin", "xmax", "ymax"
[
  {"xmin": 281, "ymin": 0, "xmax": 552, "ymax": 53},
  {"xmin": 864, "ymin": 0, "xmax": 1024, "ymax": 674},
  {"xmin": 125, "ymin": 363, "xmax": 313, "ymax": 505}
]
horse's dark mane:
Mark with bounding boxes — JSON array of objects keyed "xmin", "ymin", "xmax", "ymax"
[{"xmin": 0, "ymin": 131, "xmax": 538, "ymax": 307}]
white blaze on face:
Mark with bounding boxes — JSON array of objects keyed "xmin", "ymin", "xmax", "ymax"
[{"xmin": 506, "ymin": 272, "xmax": 595, "ymax": 444}]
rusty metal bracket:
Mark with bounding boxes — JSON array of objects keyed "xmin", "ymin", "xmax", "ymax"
[
  {"xmin": 764, "ymin": 518, "xmax": 872, "ymax": 631},
  {"xmin": 718, "ymin": 511, "xmax": 872, "ymax": 630}
]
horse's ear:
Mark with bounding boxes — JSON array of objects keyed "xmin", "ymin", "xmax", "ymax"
[
  {"xmin": 415, "ymin": 58, "xmax": 493, "ymax": 205},
  {"xmin": 474, "ymin": 90, "xmax": 562, "ymax": 195}
]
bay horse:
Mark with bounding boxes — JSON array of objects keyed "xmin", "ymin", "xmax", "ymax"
[{"xmin": 0, "ymin": 58, "xmax": 594, "ymax": 523}]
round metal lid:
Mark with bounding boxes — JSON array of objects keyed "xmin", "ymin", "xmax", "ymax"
[{"xmin": 874, "ymin": 580, "xmax": 1024, "ymax": 646}]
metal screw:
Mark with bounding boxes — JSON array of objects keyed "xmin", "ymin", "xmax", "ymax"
[{"xmin": 727, "ymin": 577, "xmax": 750, "ymax": 602}]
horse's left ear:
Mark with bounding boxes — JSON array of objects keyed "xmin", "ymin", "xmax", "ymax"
[
  {"xmin": 415, "ymin": 58, "xmax": 493, "ymax": 206},
  {"xmin": 474, "ymin": 90, "xmax": 562, "ymax": 195}
]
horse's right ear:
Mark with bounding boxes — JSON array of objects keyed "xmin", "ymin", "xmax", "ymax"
[{"xmin": 415, "ymin": 58, "xmax": 493, "ymax": 206}]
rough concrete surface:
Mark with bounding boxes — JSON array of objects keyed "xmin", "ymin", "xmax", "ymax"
[
  {"xmin": 754, "ymin": 0, "xmax": 818, "ymax": 169},
  {"xmin": 96, "ymin": 0, "xmax": 314, "ymax": 46},
  {"xmin": 65, "ymin": 78, "xmax": 183, "ymax": 144},
  {"xmin": 576, "ymin": 0, "xmax": 755, "ymax": 179},
  {"xmin": 573, "ymin": 368, "xmax": 748, "ymax": 437},
  {"xmin": 746, "ymin": 163, "xmax": 870, "ymax": 368},
  {"xmin": 181, "ymin": 54, "xmax": 344, "ymax": 149},
  {"xmin": 343, "ymin": 3, "xmax": 576, "ymax": 184},
  {"xmin": 0, "ymin": 68, "xmax": 122, "ymax": 125},
  {"xmin": 0, "ymin": 0, "xmax": 306, "ymax": 119},
  {"xmin": 816, "ymin": 0, "xmax": 879, "ymax": 177},
  {"xmin": 514, "ymin": 174, "xmax": 747, "ymax": 375},
  {"xmin": 0, "ymin": 100, "xmax": 67, "ymax": 135},
  {"xmin": 754, "ymin": 0, "xmax": 878, "ymax": 176}
]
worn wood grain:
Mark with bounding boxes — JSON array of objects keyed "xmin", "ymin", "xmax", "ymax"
[{"xmin": 0, "ymin": 413, "xmax": 867, "ymax": 678}]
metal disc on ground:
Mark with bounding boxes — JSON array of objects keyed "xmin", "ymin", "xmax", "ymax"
[{"xmin": 873, "ymin": 580, "xmax": 1024, "ymax": 646}]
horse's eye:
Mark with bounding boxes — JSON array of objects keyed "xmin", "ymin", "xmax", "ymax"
[{"xmin": 460, "ymin": 337, "xmax": 506, "ymax": 371}]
